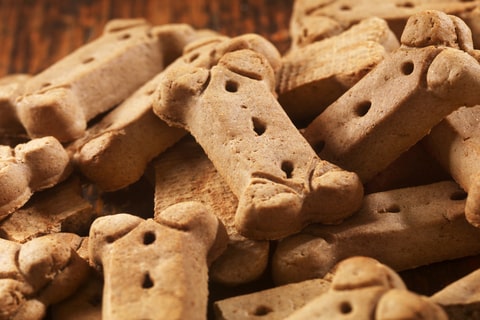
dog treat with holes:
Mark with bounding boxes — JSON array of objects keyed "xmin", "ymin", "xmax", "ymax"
[
  {"xmin": 213, "ymin": 278, "xmax": 330, "ymax": 320},
  {"xmin": 289, "ymin": 0, "xmax": 479, "ymax": 49},
  {"xmin": 88, "ymin": 201, "xmax": 228, "ymax": 320},
  {"xmin": 16, "ymin": 20, "xmax": 200, "ymax": 143},
  {"xmin": 272, "ymin": 181, "xmax": 480, "ymax": 285},
  {"xmin": 303, "ymin": 10, "xmax": 480, "ymax": 183},
  {"xmin": 154, "ymin": 136, "xmax": 269, "ymax": 285},
  {"xmin": 423, "ymin": 105, "xmax": 480, "ymax": 228},
  {"xmin": 0, "ymin": 74, "xmax": 30, "ymax": 136},
  {"xmin": 153, "ymin": 33, "xmax": 363, "ymax": 240},
  {"xmin": 285, "ymin": 256, "xmax": 447, "ymax": 320},
  {"xmin": 0, "ymin": 136, "xmax": 71, "ymax": 220},
  {"xmin": 278, "ymin": 17, "xmax": 399, "ymax": 125},
  {"xmin": 0, "ymin": 176, "xmax": 95, "ymax": 243},
  {"xmin": 0, "ymin": 233, "xmax": 90, "ymax": 320}
]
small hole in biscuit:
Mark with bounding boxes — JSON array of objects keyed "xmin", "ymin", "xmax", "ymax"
[
  {"xmin": 82, "ymin": 57, "xmax": 95, "ymax": 64},
  {"xmin": 450, "ymin": 190, "xmax": 467, "ymax": 201},
  {"xmin": 143, "ymin": 231, "xmax": 156, "ymax": 245},
  {"xmin": 40, "ymin": 82, "xmax": 51, "ymax": 89},
  {"xmin": 253, "ymin": 305, "xmax": 273, "ymax": 316},
  {"xmin": 118, "ymin": 33, "xmax": 131, "ymax": 40},
  {"xmin": 340, "ymin": 5, "xmax": 351, "ymax": 10},
  {"xmin": 339, "ymin": 301, "xmax": 352, "ymax": 314},
  {"xmin": 106, "ymin": 235, "xmax": 115, "ymax": 243},
  {"xmin": 142, "ymin": 272, "xmax": 154, "ymax": 289},
  {"xmin": 378, "ymin": 204, "xmax": 401, "ymax": 213},
  {"xmin": 252, "ymin": 117, "xmax": 266, "ymax": 136},
  {"xmin": 188, "ymin": 52, "xmax": 200, "ymax": 63},
  {"xmin": 396, "ymin": 2, "xmax": 415, "ymax": 8},
  {"xmin": 225, "ymin": 80, "xmax": 239, "ymax": 92},
  {"xmin": 312, "ymin": 140, "xmax": 325, "ymax": 154},
  {"xmin": 401, "ymin": 61, "xmax": 414, "ymax": 75},
  {"xmin": 281, "ymin": 161, "xmax": 294, "ymax": 179},
  {"xmin": 354, "ymin": 101, "xmax": 371, "ymax": 117}
]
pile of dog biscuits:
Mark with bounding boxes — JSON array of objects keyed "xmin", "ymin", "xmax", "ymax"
[{"xmin": 2, "ymin": 1, "xmax": 480, "ymax": 319}]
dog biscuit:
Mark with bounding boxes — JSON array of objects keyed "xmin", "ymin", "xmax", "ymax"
[
  {"xmin": 89, "ymin": 201, "xmax": 227, "ymax": 320},
  {"xmin": 0, "ymin": 74, "xmax": 30, "ymax": 136},
  {"xmin": 153, "ymin": 33, "xmax": 363, "ymax": 240},
  {"xmin": 272, "ymin": 181, "xmax": 480, "ymax": 285},
  {"xmin": 0, "ymin": 136, "xmax": 71, "ymax": 220},
  {"xmin": 303, "ymin": 10, "xmax": 480, "ymax": 183}
]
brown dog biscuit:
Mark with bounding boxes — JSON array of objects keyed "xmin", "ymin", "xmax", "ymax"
[
  {"xmin": 278, "ymin": 17, "xmax": 399, "ymax": 126},
  {"xmin": 16, "ymin": 20, "xmax": 199, "ymax": 142},
  {"xmin": 88, "ymin": 202, "xmax": 227, "ymax": 320},
  {"xmin": 154, "ymin": 135, "xmax": 269, "ymax": 286},
  {"xmin": 153, "ymin": 33, "xmax": 363, "ymax": 240},
  {"xmin": 0, "ymin": 74, "xmax": 30, "ymax": 136},
  {"xmin": 0, "ymin": 233, "xmax": 90, "ymax": 320},
  {"xmin": 272, "ymin": 181, "xmax": 480, "ymax": 285},
  {"xmin": 0, "ymin": 136, "xmax": 71, "ymax": 220},
  {"xmin": 303, "ymin": 10, "xmax": 480, "ymax": 183},
  {"xmin": 290, "ymin": 0, "xmax": 479, "ymax": 49}
]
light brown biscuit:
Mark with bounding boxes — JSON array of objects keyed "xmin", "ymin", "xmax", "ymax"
[
  {"xmin": 290, "ymin": 0, "xmax": 479, "ymax": 49},
  {"xmin": 153, "ymin": 33, "xmax": 363, "ymax": 240},
  {"xmin": 0, "ymin": 176, "xmax": 95, "ymax": 243},
  {"xmin": 0, "ymin": 233, "xmax": 90, "ymax": 320},
  {"xmin": 278, "ymin": 17, "xmax": 399, "ymax": 126},
  {"xmin": 213, "ymin": 278, "xmax": 330, "ymax": 320},
  {"xmin": 153, "ymin": 135, "xmax": 269, "ymax": 286},
  {"xmin": 303, "ymin": 10, "xmax": 480, "ymax": 183},
  {"xmin": 0, "ymin": 74, "xmax": 30, "ymax": 136},
  {"xmin": 0, "ymin": 136, "xmax": 71, "ymax": 220},
  {"xmin": 272, "ymin": 181, "xmax": 480, "ymax": 285},
  {"xmin": 88, "ymin": 201, "xmax": 228, "ymax": 320},
  {"xmin": 16, "ymin": 20, "xmax": 199, "ymax": 142}
]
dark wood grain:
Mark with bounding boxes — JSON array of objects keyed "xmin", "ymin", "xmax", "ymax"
[{"xmin": 0, "ymin": 0, "xmax": 293, "ymax": 77}]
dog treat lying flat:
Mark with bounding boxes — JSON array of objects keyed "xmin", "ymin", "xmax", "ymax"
[
  {"xmin": 0, "ymin": 136, "xmax": 71, "ymax": 220},
  {"xmin": 153, "ymin": 33, "xmax": 363, "ymax": 240},
  {"xmin": 290, "ymin": 0, "xmax": 479, "ymax": 49},
  {"xmin": 278, "ymin": 17, "xmax": 399, "ymax": 126},
  {"xmin": 16, "ymin": 20, "xmax": 199, "ymax": 142},
  {"xmin": 154, "ymin": 136, "xmax": 269, "ymax": 285},
  {"xmin": 0, "ymin": 74, "xmax": 30, "ymax": 136},
  {"xmin": 423, "ymin": 105, "xmax": 480, "ymax": 229},
  {"xmin": 0, "ymin": 233, "xmax": 90, "ymax": 320},
  {"xmin": 0, "ymin": 176, "xmax": 94, "ymax": 243},
  {"xmin": 303, "ymin": 10, "xmax": 480, "ymax": 183},
  {"xmin": 272, "ymin": 181, "xmax": 480, "ymax": 285},
  {"xmin": 89, "ymin": 202, "xmax": 228, "ymax": 320},
  {"xmin": 285, "ymin": 256, "xmax": 447, "ymax": 320},
  {"xmin": 213, "ymin": 278, "xmax": 330, "ymax": 320}
]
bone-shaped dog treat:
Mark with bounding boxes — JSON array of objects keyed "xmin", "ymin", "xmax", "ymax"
[
  {"xmin": 0, "ymin": 136, "xmax": 71, "ymax": 220},
  {"xmin": 278, "ymin": 17, "xmax": 399, "ymax": 126},
  {"xmin": 290, "ymin": 0, "xmax": 479, "ymax": 49},
  {"xmin": 272, "ymin": 181, "xmax": 480, "ymax": 285},
  {"xmin": 213, "ymin": 278, "xmax": 330, "ymax": 320},
  {"xmin": 89, "ymin": 201, "xmax": 228, "ymax": 320},
  {"xmin": 153, "ymin": 33, "xmax": 363, "ymax": 240},
  {"xmin": 0, "ymin": 74, "xmax": 30, "ymax": 136},
  {"xmin": 153, "ymin": 135, "xmax": 269, "ymax": 285},
  {"xmin": 423, "ymin": 105, "xmax": 480, "ymax": 228},
  {"xmin": 285, "ymin": 256, "xmax": 447, "ymax": 320},
  {"xmin": 16, "ymin": 20, "xmax": 200, "ymax": 142},
  {"xmin": 0, "ymin": 233, "xmax": 90, "ymax": 320},
  {"xmin": 303, "ymin": 10, "xmax": 480, "ymax": 183}
]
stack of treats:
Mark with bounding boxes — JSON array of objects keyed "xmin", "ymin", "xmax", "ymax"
[{"xmin": 2, "ymin": 1, "xmax": 480, "ymax": 319}]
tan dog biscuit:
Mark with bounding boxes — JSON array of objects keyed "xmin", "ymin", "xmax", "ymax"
[
  {"xmin": 278, "ymin": 17, "xmax": 399, "ymax": 125},
  {"xmin": 16, "ymin": 20, "xmax": 198, "ymax": 142},
  {"xmin": 89, "ymin": 202, "xmax": 227, "ymax": 320},
  {"xmin": 213, "ymin": 278, "xmax": 330, "ymax": 320},
  {"xmin": 0, "ymin": 136, "xmax": 71, "ymax": 220},
  {"xmin": 0, "ymin": 74, "xmax": 30, "ymax": 135},
  {"xmin": 153, "ymin": 34, "xmax": 363, "ymax": 240},
  {"xmin": 303, "ymin": 10, "xmax": 480, "ymax": 183},
  {"xmin": 290, "ymin": 0, "xmax": 479, "ymax": 49},
  {"xmin": 272, "ymin": 181, "xmax": 480, "ymax": 285},
  {"xmin": 0, "ymin": 233, "xmax": 90, "ymax": 320},
  {"xmin": 154, "ymin": 136, "xmax": 269, "ymax": 285}
]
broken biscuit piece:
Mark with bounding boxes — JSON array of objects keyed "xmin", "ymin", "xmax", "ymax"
[
  {"xmin": 89, "ymin": 201, "xmax": 227, "ymax": 320},
  {"xmin": 153, "ymin": 33, "xmax": 363, "ymax": 240}
]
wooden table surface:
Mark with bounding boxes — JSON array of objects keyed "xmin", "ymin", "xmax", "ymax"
[{"xmin": 3, "ymin": 0, "xmax": 480, "ymax": 317}]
